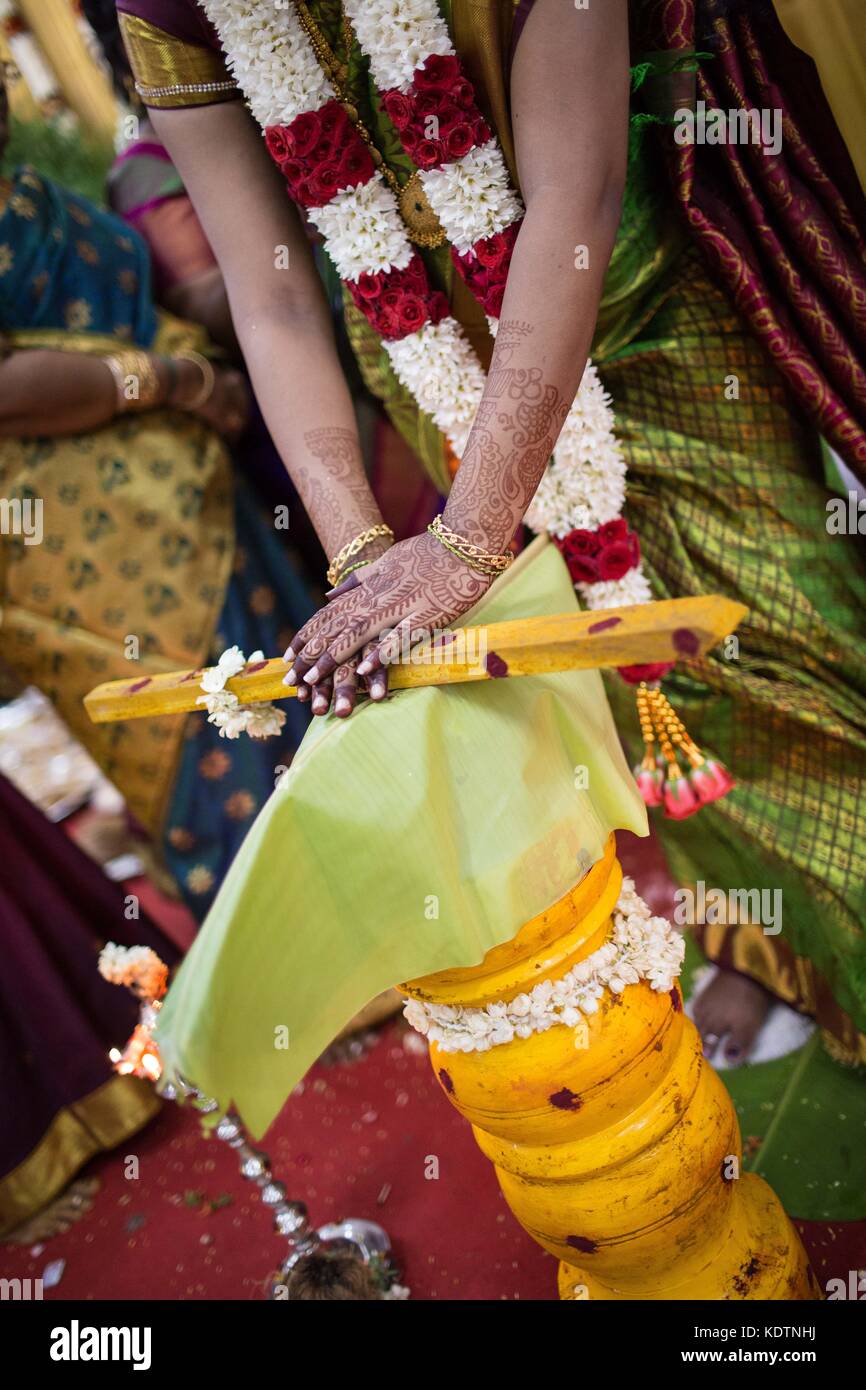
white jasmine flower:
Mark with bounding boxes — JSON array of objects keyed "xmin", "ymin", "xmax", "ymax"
[
  {"xmin": 578, "ymin": 565, "xmax": 654, "ymax": 610},
  {"xmin": 309, "ymin": 177, "xmax": 413, "ymax": 277},
  {"xmin": 404, "ymin": 880, "xmax": 682, "ymax": 1052},
  {"xmin": 385, "ymin": 318, "xmax": 486, "ymax": 456},
  {"xmin": 421, "ymin": 145, "xmax": 523, "ymax": 254},
  {"xmin": 343, "ymin": 0, "xmax": 454, "ymax": 92},
  {"xmin": 245, "ymin": 703, "xmax": 286, "ymax": 739}
]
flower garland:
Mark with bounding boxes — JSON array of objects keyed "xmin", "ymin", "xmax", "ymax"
[
  {"xmin": 197, "ymin": 646, "xmax": 287, "ymax": 739},
  {"xmin": 201, "ymin": 0, "xmax": 644, "ymax": 597},
  {"xmin": 403, "ymin": 877, "xmax": 684, "ymax": 1054},
  {"xmin": 199, "ymin": 0, "xmax": 734, "ymax": 815}
]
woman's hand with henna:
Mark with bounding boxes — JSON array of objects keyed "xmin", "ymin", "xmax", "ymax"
[{"xmin": 282, "ymin": 531, "xmax": 492, "ymax": 715}]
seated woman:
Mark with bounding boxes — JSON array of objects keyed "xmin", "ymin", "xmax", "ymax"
[
  {"xmin": 0, "ymin": 772, "xmax": 178, "ymax": 1236},
  {"xmin": 0, "ymin": 72, "xmax": 314, "ymax": 918}
]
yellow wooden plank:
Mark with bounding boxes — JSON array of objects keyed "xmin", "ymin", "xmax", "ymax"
[{"xmin": 84, "ymin": 595, "xmax": 747, "ymax": 725}]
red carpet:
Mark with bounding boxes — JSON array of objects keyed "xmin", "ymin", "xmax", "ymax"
[{"xmin": 3, "ymin": 1015, "xmax": 864, "ymax": 1301}]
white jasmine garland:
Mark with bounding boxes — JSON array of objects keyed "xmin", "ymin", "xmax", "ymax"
[
  {"xmin": 209, "ymin": 0, "xmax": 651, "ymax": 617},
  {"xmin": 527, "ymin": 366, "xmax": 628, "ymax": 534},
  {"xmin": 202, "ymin": 0, "xmax": 333, "ymax": 126},
  {"xmin": 384, "ymin": 318, "xmax": 486, "ymax": 456},
  {"xmin": 420, "ymin": 145, "xmax": 524, "ymax": 255},
  {"xmin": 342, "ymin": 0, "xmax": 453, "ymax": 93},
  {"xmin": 307, "ymin": 177, "xmax": 414, "ymax": 278},
  {"xmin": 578, "ymin": 568, "xmax": 654, "ymax": 610},
  {"xmin": 197, "ymin": 647, "xmax": 286, "ymax": 741},
  {"xmin": 403, "ymin": 878, "xmax": 684, "ymax": 1053}
]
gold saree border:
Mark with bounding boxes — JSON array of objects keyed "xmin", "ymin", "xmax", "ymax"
[
  {"xmin": 0, "ymin": 1076, "xmax": 160, "ymax": 1238},
  {"xmin": 696, "ymin": 920, "xmax": 866, "ymax": 1067},
  {"xmin": 117, "ymin": 13, "xmax": 239, "ymax": 109}
]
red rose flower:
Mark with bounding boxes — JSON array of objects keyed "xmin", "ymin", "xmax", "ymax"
[
  {"xmin": 353, "ymin": 270, "xmax": 383, "ymax": 301},
  {"xmin": 597, "ymin": 518, "xmax": 628, "ymax": 546},
  {"xmin": 473, "ymin": 116, "xmax": 492, "ymax": 146},
  {"xmin": 265, "ymin": 126, "xmax": 293, "ymax": 162},
  {"xmin": 596, "ymin": 539, "xmax": 636, "ymax": 581},
  {"xmin": 565, "ymin": 529, "xmax": 600, "ymax": 556},
  {"xmin": 475, "ymin": 231, "xmax": 507, "ymax": 269},
  {"xmin": 557, "ymin": 529, "xmax": 600, "ymax": 583},
  {"xmin": 310, "ymin": 136, "xmax": 334, "ymax": 164},
  {"xmin": 396, "ymin": 293, "xmax": 428, "ymax": 335},
  {"xmin": 280, "ymin": 158, "xmax": 306, "ymax": 189},
  {"xmin": 435, "ymin": 103, "xmax": 463, "ymax": 131},
  {"xmin": 485, "ymin": 282, "xmax": 505, "ymax": 316},
  {"xmin": 413, "ymin": 90, "xmax": 442, "ymax": 118},
  {"xmin": 382, "ymin": 90, "xmax": 413, "ymax": 130},
  {"xmin": 318, "ymin": 102, "xmax": 345, "ymax": 137},
  {"xmin": 453, "ymin": 77, "xmax": 476, "ymax": 110},
  {"xmin": 403, "ymin": 255, "xmax": 428, "ymax": 290},
  {"xmin": 414, "ymin": 138, "xmax": 444, "ymax": 168},
  {"xmin": 414, "ymin": 54, "xmax": 461, "ymax": 91},
  {"xmin": 288, "ymin": 109, "xmax": 322, "ymax": 158},
  {"xmin": 446, "ymin": 123, "xmax": 476, "ymax": 159},
  {"xmin": 338, "ymin": 143, "xmax": 375, "ymax": 187},
  {"xmin": 309, "ymin": 163, "xmax": 342, "ymax": 204}
]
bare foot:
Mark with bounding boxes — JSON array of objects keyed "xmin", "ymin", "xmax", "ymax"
[{"xmin": 693, "ymin": 968, "xmax": 772, "ymax": 1066}]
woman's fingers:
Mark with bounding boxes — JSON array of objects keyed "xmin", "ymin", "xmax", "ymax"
[
  {"xmin": 310, "ymin": 679, "xmax": 333, "ymax": 716},
  {"xmin": 360, "ymin": 616, "xmax": 425, "ymax": 673},
  {"xmin": 332, "ymin": 661, "xmax": 358, "ymax": 717},
  {"xmin": 283, "ymin": 594, "xmax": 354, "ymax": 668},
  {"xmin": 359, "ymin": 641, "xmax": 387, "ymax": 702}
]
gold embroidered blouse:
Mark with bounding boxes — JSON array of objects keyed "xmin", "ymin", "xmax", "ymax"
[{"xmin": 117, "ymin": 11, "xmax": 239, "ymax": 109}]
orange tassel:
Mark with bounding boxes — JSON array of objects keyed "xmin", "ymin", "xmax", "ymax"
[{"xmin": 632, "ymin": 684, "xmax": 735, "ymax": 817}]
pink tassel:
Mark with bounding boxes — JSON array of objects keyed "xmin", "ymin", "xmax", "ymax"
[
  {"xmin": 689, "ymin": 758, "xmax": 736, "ymax": 807},
  {"xmin": 663, "ymin": 775, "xmax": 700, "ymax": 820},
  {"xmin": 634, "ymin": 762, "xmax": 665, "ymax": 807}
]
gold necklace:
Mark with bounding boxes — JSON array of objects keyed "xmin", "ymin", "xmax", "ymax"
[{"xmin": 292, "ymin": 1, "xmax": 446, "ymax": 250}]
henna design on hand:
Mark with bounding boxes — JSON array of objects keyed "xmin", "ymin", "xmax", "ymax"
[
  {"xmin": 284, "ymin": 531, "xmax": 491, "ymax": 690},
  {"xmin": 444, "ymin": 321, "xmax": 571, "ymax": 552},
  {"xmin": 296, "ymin": 426, "xmax": 384, "ymax": 557}
]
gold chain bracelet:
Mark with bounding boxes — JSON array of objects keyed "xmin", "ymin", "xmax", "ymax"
[
  {"xmin": 327, "ymin": 523, "xmax": 394, "ymax": 588},
  {"xmin": 427, "ymin": 515, "xmax": 513, "ymax": 578},
  {"xmin": 103, "ymin": 350, "xmax": 161, "ymax": 412}
]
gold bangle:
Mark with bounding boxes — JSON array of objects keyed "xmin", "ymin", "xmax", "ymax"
[
  {"xmin": 103, "ymin": 350, "xmax": 161, "ymax": 412},
  {"xmin": 175, "ymin": 350, "xmax": 216, "ymax": 410},
  {"xmin": 427, "ymin": 515, "xmax": 513, "ymax": 577},
  {"xmin": 331, "ymin": 557, "xmax": 375, "ymax": 589},
  {"xmin": 327, "ymin": 524, "xmax": 394, "ymax": 588}
]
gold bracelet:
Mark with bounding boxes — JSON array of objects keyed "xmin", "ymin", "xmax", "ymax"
[
  {"xmin": 327, "ymin": 523, "xmax": 394, "ymax": 588},
  {"xmin": 427, "ymin": 514, "xmax": 513, "ymax": 577},
  {"xmin": 103, "ymin": 350, "xmax": 161, "ymax": 412},
  {"xmin": 175, "ymin": 350, "xmax": 216, "ymax": 410}
]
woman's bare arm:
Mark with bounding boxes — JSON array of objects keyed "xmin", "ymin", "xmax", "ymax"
[
  {"xmin": 283, "ymin": 0, "xmax": 630, "ymax": 687},
  {"xmin": 0, "ymin": 348, "xmax": 247, "ymax": 438},
  {"xmin": 443, "ymin": 0, "xmax": 629, "ymax": 549},
  {"xmin": 148, "ymin": 99, "xmax": 387, "ymax": 565}
]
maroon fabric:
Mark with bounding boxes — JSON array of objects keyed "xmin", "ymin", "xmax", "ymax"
[
  {"xmin": 0, "ymin": 776, "xmax": 179, "ymax": 1179},
  {"xmin": 637, "ymin": 0, "xmax": 866, "ymax": 479},
  {"xmin": 116, "ymin": 0, "xmax": 223, "ymax": 50}
]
